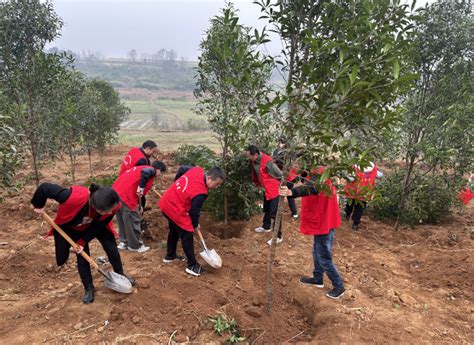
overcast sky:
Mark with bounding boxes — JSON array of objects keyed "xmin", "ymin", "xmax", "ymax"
[{"xmin": 50, "ymin": 0, "xmax": 432, "ymax": 61}]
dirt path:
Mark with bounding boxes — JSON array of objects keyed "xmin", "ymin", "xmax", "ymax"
[{"xmin": 0, "ymin": 146, "xmax": 472, "ymax": 344}]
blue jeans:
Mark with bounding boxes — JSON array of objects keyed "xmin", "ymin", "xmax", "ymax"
[{"xmin": 312, "ymin": 229, "xmax": 344, "ymax": 289}]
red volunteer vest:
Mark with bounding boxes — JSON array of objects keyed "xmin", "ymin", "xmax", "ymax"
[
  {"xmin": 118, "ymin": 147, "xmax": 149, "ymax": 176},
  {"xmin": 345, "ymin": 165, "xmax": 378, "ymax": 201},
  {"xmin": 49, "ymin": 186, "xmax": 119, "ymax": 237},
  {"xmin": 300, "ymin": 168, "xmax": 341, "ymax": 236},
  {"xmin": 287, "ymin": 168, "xmax": 298, "ymax": 182},
  {"xmin": 251, "ymin": 153, "xmax": 280, "ymax": 200},
  {"xmin": 159, "ymin": 167, "xmax": 208, "ymax": 232},
  {"xmin": 458, "ymin": 188, "xmax": 473, "ymax": 205},
  {"xmin": 112, "ymin": 166, "xmax": 155, "ymax": 210}
]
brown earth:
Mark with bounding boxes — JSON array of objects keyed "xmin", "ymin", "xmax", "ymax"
[{"xmin": 0, "ymin": 146, "xmax": 473, "ymax": 344}]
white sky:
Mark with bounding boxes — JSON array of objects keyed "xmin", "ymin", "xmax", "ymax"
[{"xmin": 50, "ymin": 0, "xmax": 434, "ymax": 61}]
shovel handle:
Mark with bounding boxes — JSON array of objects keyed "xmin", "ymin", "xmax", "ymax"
[
  {"xmin": 152, "ymin": 187, "xmax": 162, "ymax": 198},
  {"xmin": 195, "ymin": 228, "xmax": 209, "ymax": 252},
  {"xmin": 42, "ymin": 213, "xmax": 109, "ymax": 279}
]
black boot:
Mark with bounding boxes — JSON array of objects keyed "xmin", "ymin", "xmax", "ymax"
[{"xmin": 82, "ymin": 286, "xmax": 95, "ymax": 304}]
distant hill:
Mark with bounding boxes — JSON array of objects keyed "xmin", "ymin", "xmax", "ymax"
[{"xmin": 74, "ymin": 58, "xmax": 197, "ymax": 91}]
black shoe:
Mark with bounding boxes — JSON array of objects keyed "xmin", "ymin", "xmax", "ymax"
[
  {"xmin": 163, "ymin": 254, "xmax": 186, "ymax": 263},
  {"xmin": 185, "ymin": 264, "xmax": 205, "ymax": 277},
  {"xmin": 299, "ymin": 276, "xmax": 324, "ymax": 288},
  {"xmin": 123, "ymin": 273, "xmax": 136, "ymax": 286},
  {"xmin": 82, "ymin": 287, "xmax": 95, "ymax": 304},
  {"xmin": 326, "ymin": 287, "xmax": 345, "ymax": 299},
  {"xmin": 352, "ymin": 223, "xmax": 359, "ymax": 231}
]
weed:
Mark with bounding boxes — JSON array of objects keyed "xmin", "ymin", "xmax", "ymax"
[{"xmin": 209, "ymin": 313, "xmax": 245, "ymax": 343}]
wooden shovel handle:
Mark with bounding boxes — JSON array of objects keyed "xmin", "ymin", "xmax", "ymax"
[
  {"xmin": 152, "ymin": 187, "xmax": 162, "ymax": 198},
  {"xmin": 195, "ymin": 228, "xmax": 209, "ymax": 252},
  {"xmin": 42, "ymin": 213, "xmax": 101, "ymax": 271}
]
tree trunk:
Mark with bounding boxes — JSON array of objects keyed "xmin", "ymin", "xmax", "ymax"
[
  {"xmin": 88, "ymin": 148, "xmax": 93, "ymax": 177},
  {"xmin": 31, "ymin": 141, "xmax": 40, "ymax": 186},
  {"xmin": 69, "ymin": 147, "xmax": 76, "ymax": 182},
  {"xmin": 395, "ymin": 154, "xmax": 416, "ymax": 230}
]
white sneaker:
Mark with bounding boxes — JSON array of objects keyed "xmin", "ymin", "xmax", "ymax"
[
  {"xmin": 267, "ymin": 237, "xmax": 283, "ymax": 245},
  {"xmin": 117, "ymin": 242, "xmax": 127, "ymax": 250},
  {"xmin": 127, "ymin": 244, "xmax": 150, "ymax": 253},
  {"xmin": 255, "ymin": 227, "xmax": 271, "ymax": 233},
  {"xmin": 292, "ymin": 214, "xmax": 299, "ymax": 219}
]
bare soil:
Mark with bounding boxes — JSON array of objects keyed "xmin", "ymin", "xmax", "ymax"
[{"xmin": 0, "ymin": 146, "xmax": 472, "ymax": 344}]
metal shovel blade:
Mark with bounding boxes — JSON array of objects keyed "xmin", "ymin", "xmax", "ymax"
[
  {"xmin": 199, "ymin": 248, "xmax": 222, "ymax": 269},
  {"xmin": 103, "ymin": 271, "xmax": 133, "ymax": 294}
]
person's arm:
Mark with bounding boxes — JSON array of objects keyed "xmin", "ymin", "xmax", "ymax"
[
  {"xmin": 136, "ymin": 158, "xmax": 148, "ymax": 166},
  {"xmin": 266, "ymin": 161, "xmax": 283, "ymax": 179},
  {"xmin": 290, "ymin": 184, "xmax": 319, "ymax": 198},
  {"xmin": 189, "ymin": 194, "xmax": 208, "ymax": 229},
  {"xmin": 139, "ymin": 167, "xmax": 156, "ymax": 189},
  {"xmin": 31, "ymin": 183, "xmax": 72, "ymax": 209},
  {"xmin": 175, "ymin": 165, "xmax": 192, "ymax": 181}
]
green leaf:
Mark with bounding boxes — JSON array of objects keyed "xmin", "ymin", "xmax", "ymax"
[{"xmin": 392, "ymin": 59, "xmax": 400, "ymax": 79}]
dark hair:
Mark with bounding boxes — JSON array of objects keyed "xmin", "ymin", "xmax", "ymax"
[
  {"xmin": 152, "ymin": 160, "xmax": 167, "ymax": 172},
  {"xmin": 246, "ymin": 145, "xmax": 260, "ymax": 155},
  {"xmin": 207, "ymin": 167, "xmax": 226, "ymax": 181},
  {"xmin": 142, "ymin": 140, "xmax": 157, "ymax": 149},
  {"xmin": 278, "ymin": 135, "xmax": 288, "ymax": 144},
  {"xmin": 89, "ymin": 184, "xmax": 120, "ymax": 212}
]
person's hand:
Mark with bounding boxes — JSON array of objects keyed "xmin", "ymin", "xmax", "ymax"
[
  {"xmin": 137, "ymin": 186, "xmax": 144, "ymax": 197},
  {"xmin": 32, "ymin": 206, "xmax": 45, "ymax": 214},
  {"xmin": 279, "ymin": 186, "xmax": 292, "ymax": 197},
  {"xmin": 72, "ymin": 245, "xmax": 84, "ymax": 254},
  {"xmin": 194, "ymin": 224, "xmax": 200, "ymax": 232}
]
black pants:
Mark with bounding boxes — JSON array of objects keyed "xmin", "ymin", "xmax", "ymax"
[
  {"xmin": 164, "ymin": 215, "xmax": 197, "ymax": 268},
  {"xmin": 262, "ymin": 195, "xmax": 282, "ymax": 238},
  {"xmin": 344, "ymin": 200, "xmax": 367, "ymax": 225},
  {"xmin": 286, "ymin": 180, "xmax": 298, "ymax": 216},
  {"xmin": 53, "ymin": 227, "xmax": 123, "ymax": 289}
]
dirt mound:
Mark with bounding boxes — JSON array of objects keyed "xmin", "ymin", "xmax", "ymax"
[{"xmin": 0, "ymin": 147, "xmax": 473, "ymax": 343}]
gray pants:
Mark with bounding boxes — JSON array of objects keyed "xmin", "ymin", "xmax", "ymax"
[{"xmin": 116, "ymin": 203, "xmax": 143, "ymax": 250}]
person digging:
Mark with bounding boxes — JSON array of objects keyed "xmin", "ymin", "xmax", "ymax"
[
  {"xmin": 159, "ymin": 166, "xmax": 225, "ymax": 277},
  {"xmin": 31, "ymin": 183, "xmax": 135, "ymax": 304},
  {"xmin": 118, "ymin": 139, "xmax": 159, "ymax": 176},
  {"xmin": 112, "ymin": 160, "xmax": 167, "ymax": 253},
  {"xmin": 246, "ymin": 145, "xmax": 284, "ymax": 245}
]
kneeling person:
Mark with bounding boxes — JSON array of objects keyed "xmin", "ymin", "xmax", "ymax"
[{"xmin": 159, "ymin": 166, "xmax": 225, "ymax": 277}]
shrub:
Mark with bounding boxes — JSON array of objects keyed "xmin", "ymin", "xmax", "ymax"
[
  {"xmin": 173, "ymin": 145, "xmax": 261, "ymax": 221},
  {"xmin": 370, "ymin": 169, "xmax": 457, "ymax": 226},
  {"xmin": 173, "ymin": 144, "xmax": 217, "ymax": 169},
  {"xmin": 86, "ymin": 172, "xmax": 118, "ymax": 187}
]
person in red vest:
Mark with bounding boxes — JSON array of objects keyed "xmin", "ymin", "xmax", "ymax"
[
  {"xmin": 159, "ymin": 166, "xmax": 225, "ymax": 277},
  {"xmin": 31, "ymin": 183, "xmax": 134, "ymax": 304},
  {"xmin": 458, "ymin": 173, "xmax": 473, "ymax": 205},
  {"xmin": 246, "ymin": 145, "xmax": 284, "ymax": 245},
  {"xmin": 279, "ymin": 167, "xmax": 345, "ymax": 299},
  {"xmin": 118, "ymin": 140, "xmax": 158, "ymax": 176},
  {"xmin": 113, "ymin": 161, "xmax": 167, "ymax": 253},
  {"xmin": 344, "ymin": 162, "xmax": 383, "ymax": 230}
]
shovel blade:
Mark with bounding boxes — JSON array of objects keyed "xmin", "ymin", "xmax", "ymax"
[
  {"xmin": 103, "ymin": 271, "xmax": 133, "ymax": 294},
  {"xmin": 200, "ymin": 248, "xmax": 222, "ymax": 269}
]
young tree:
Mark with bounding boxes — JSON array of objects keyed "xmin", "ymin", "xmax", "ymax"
[
  {"xmin": 0, "ymin": 0, "xmax": 67, "ymax": 185},
  {"xmin": 195, "ymin": 3, "xmax": 274, "ymax": 224},
  {"xmin": 395, "ymin": 1, "xmax": 474, "ymax": 228},
  {"xmin": 255, "ymin": 0, "xmax": 416, "ymax": 314},
  {"xmin": 86, "ymin": 79, "xmax": 130, "ymax": 161}
]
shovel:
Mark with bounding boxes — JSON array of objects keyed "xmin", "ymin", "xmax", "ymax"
[
  {"xmin": 42, "ymin": 213, "xmax": 133, "ymax": 294},
  {"xmin": 195, "ymin": 228, "xmax": 222, "ymax": 269}
]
